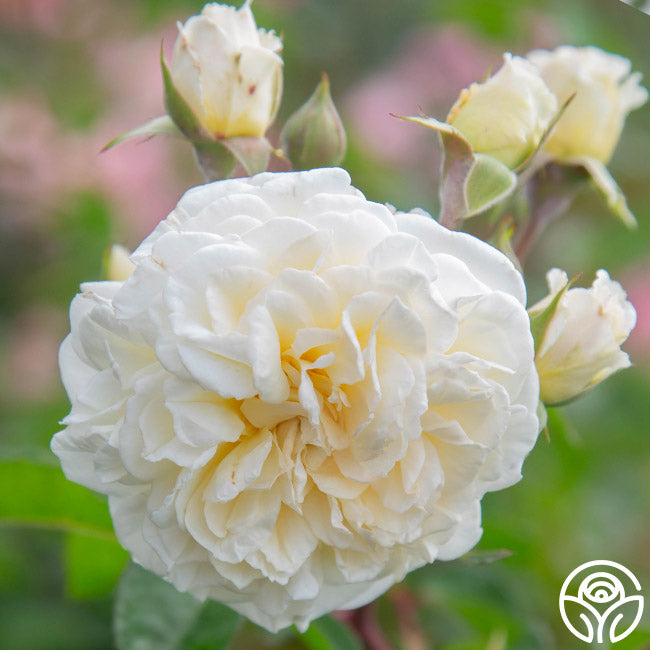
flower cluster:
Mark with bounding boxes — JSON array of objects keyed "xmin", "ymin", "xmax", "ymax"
[
  {"xmin": 53, "ymin": 0, "xmax": 644, "ymax": 639},
  {"xmin": 109, "ymin": 1, "xmax": 347, "ymax": 179},
  {"xmin": 402, "ymin": 43, "xmax": 647, "ymax": 227},
  {"xmin": 53, "ymin": 169, "xmax": 540, "ymax": 631}
]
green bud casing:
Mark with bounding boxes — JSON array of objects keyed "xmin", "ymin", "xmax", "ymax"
[{"xmin": 281, "ymin": 74, "xmax": 347, "ymax": 170}]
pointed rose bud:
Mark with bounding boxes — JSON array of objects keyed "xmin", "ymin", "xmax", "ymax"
[
  {"xmin": 529, "ymin": 268, "xmax": 636, "ymax": 405},
  {"xmin": 280, "ymin": 73, "xmax": 347, "ymax": 170},
  {"xmin": 168, "ymin": 1, "xmax": 283, "ymax": 140},
  {"xmin": 527, "ymin": 46, "xmax": 648, "ymax": 164},
  {"xmin": 447, "ymin": 53, "xmax": 557, "ymax": 169},
  {"xmin": 103, "ymin": 245, "xmax": 135, "ymax": 282}
]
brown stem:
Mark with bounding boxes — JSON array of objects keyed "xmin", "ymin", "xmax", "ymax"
[
  {"xmin": 514, "ymin": 191, "xmax": 578, "ymax": 265},
  {"xmin": 389, "ymin": 587, "xmax": 428, "ymax": 650},
  {"xmin": 334, "ymin": 602, "xmax": 395, "ymax": 650}
]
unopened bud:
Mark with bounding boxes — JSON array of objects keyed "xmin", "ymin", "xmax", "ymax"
[
  {"xmin": 281, "ymin": 73, "xmax": 347, "ymax": 170},
  {"xmin": 530, "ymin": 268, "xmax": 636, "ymax": 405},
  {"xmin": 103, "ymin": 244, "xmax": 135, "ymax": 282}
]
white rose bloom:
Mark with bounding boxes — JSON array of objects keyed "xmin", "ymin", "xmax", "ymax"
[
  {"xmin": 52, "ymin": 168, "xmax": 539, "ymax": 632},
  {"xmin": 532, "ymin": 268, "xmax": 636, "ymax": 405},
  {"xmin": 447, "ymin": 53, "xmax": 557, "ymax": 169},
  {"xmin": 527, "ymin": 46, "xmax": 648, "ymax": 163},
  {"xmin": 171, "ymin": 1, "xmax": 283, "ymax": 138}
]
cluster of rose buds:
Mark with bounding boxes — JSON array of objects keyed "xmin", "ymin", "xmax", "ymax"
[
  {"xmin": 56, "ymin": 0, "xmax": 645, "ymax": 637},
  {"xmin": 106, "ymin": 2, "xmax": 346, "ymax": 180}
]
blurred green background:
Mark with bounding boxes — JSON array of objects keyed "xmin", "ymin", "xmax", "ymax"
[{"xmin": 0, "ymin": 0, "xmax": 648, "ymax": 648}]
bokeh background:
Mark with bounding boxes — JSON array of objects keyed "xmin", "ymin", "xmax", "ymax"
[{"xmin": 1, "ymin": 0, "xmax": 649, "ymax": 648}]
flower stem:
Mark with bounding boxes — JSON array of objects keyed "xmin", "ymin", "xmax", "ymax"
[{"xmin": 335, "ymin": 602, "xmax": 395, "ymax": 650}]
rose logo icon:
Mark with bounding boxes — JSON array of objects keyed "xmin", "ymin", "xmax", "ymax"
[{"xmin": 559, "ymin": 560, "xmax": 644, "ymax": 643}]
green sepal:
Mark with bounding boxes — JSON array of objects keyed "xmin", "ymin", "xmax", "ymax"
[
  {"xmin": 528, "ymin": 274, "xmax": 578, "ymax": 352},
  {"xmin": 564, "ymin": 155, "xmax": 637, "ymax": 227},
  {"xmin": 465, "ymin": 153, "xmax": 517, "ymax": 217},
  {"xmin": 514, "ymin": 93, "xmax": 575, "ymax": 175},
  {"xmin": 160, "ymin": 45, "xmax": 204, "ymax": 141},
  {"xmin": 193, "ymin": 136, "xmax": 273, "ymax": 182},
  {"xmin": 221, "ymin": 135, "xmax": 273, "ymax": 176},
  {"xmin": 192, "ymin": 141, "xmax": 237, "ymax": 182},
  {"xmin": 101, "ymin": 115, "xmax": 182, "ymax": 153},
  {"xmin": 395, "ymin": 115, "xmax": 516, "ymax": 227},
  {"xmin": 491, "ymin": 215, "xmax": 522, "ymax": 273}
]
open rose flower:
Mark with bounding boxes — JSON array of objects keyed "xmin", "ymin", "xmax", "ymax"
[
  {"xmin": 52, "ymin": 168, "xmax": 539, "ymax": 631},
  {"xmin": 530, "ymin": 268, "xmax": 636, "ymax": 405},
  {"xmin": 527, "ymin": 46, "xmax": 648, "ymax": 164},
  {"xmin": 170, "ymin": 1, "xmax": 283, "ymax": 139}
]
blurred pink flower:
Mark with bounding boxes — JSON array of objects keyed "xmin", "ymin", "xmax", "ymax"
[
  {"xmin": 1, "ymin": 307, "xmax": 67, "ymax": 401},
  {"xmin": 0, "ymin": 0, "xmax": 67, "ymax": 33},
  {"xmin": 0, "ymin": 0, "xmax": 107, "ymax": 37},
  {"xmin": 621, "ymin": 263, "xmax": 650, "ymax": 364},
  {"xmin": 90, "ymin": 31, "xmax": 198, "ymax": 239},
  {"xmin": 344, "ymin": 26, "xmax": 500, "ymax": 164},
  {"xmin": 0, "ymin": 97, "xmax": 88, "ymax": 229},
  {"xmin": 0, "ymin": 29, "xmax": 196, "ymax": 240}
]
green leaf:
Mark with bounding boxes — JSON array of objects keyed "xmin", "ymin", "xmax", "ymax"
[
  {"xmin": 565, "ymin": 155, "xmax": 637, "ymax": 227},
  {"xmin": 0, "ymin": 459, "xmax": 115, "ymax": 540},
  {"xmin": 465, "ymin": 154, "xmax": 517, "ymax": 217},
  {"xmin": 114, "ymin": 563, "xmax": 202, "ymax": 650},
  {"xmin": 114, "ymin": 563, "xmax": 241, "ymax": 650},
  {"xmin": 299, "ymin": 615, "xmax": 363, "ymax": 650},
  {"xmin": 0, "ymin": 443, "xmax": 59, "ymax": 467},
  {"xmin": 65, "ymin": 533, "xmax": 128, "ymax": 599},
  {"xmin": 161, "ymin": 45, "xmax": 204, "ymax": 141},
  {"xmin": 102, "ymin": 115, "xmax": 182, "ymax": 152},
  {"xmin": 180, "ymin": 600, "xmax": 241, "ymax": 650}
]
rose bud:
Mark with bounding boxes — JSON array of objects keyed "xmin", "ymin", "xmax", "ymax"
[
  {"xmin": 103, "ymin": 245, "xmax": 135, "ymax": 282},
  {"xmin": 447, "ymin": 53, "xmax": 557, "ymax": 169},
  {"xmin": 280, "ymin": 73, "xmax": 347, "ymax": 170},
  {"xmin": 169, "ymin": 1, "xmax": 283, "ymax": 140},
  {"xmin": 527, "ymin": 46, "xmax": 648, "ymax": 164},
  {"xmin": 530, "ymin": 268, "xmax": 636, "ymax": 405}
]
